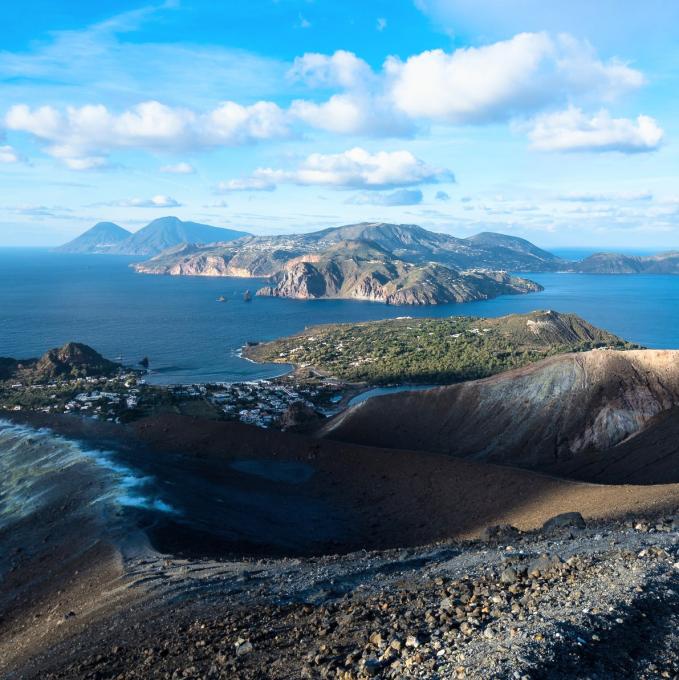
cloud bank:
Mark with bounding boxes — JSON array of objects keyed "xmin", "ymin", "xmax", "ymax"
[{"xmin": 218, "ymin": 147, "xmax": 452, "ymax": 192}]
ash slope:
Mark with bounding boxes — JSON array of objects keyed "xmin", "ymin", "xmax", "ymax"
[
  {"xmin": 134, "ymin": 223, "xmax": 549, "ymax": 305},
  {"xmin": 320, "ymin": 349, "xmax": 679, "ymax": 484}
]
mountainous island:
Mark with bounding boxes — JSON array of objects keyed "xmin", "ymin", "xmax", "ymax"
[
  {"xmin": 134, "ymin": 222, "xmax": 556, "ymax": 304},
  {"xmin": 574, "ymin": 251, "xmax": 679, "ymax": 273},
  {"xmin": 57, "ymin": 216, "xmax": 250, "ymax": 256},
  {"xmin": 54, "ymin": 221, "xmax": 132, "ymax": 254},
  {"xmin": 59, "ymin": 219, "xmax": 679, "ymax": 309}
]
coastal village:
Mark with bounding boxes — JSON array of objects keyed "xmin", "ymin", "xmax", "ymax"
[{"xmin": 0, "ymin": 362, "xmax": 344, "ymax": 430}]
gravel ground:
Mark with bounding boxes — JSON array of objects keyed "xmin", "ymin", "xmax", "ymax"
[{"xmin": 14, "ymin": 513, "xmax": 679, "ymax": 680}]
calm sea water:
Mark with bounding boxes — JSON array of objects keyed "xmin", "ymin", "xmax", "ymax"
[{"xmin": 2, "ymin": 248, "xmax": 679, "ymax": 384}]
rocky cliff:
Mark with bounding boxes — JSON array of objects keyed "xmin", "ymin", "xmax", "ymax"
[
  {"xmin": 1, "ymin": 343, "xmax": 120, "ymax": 383},
  {"xmin": 256, "ymin": 243, "xmax": 542, "ymax": 304}
]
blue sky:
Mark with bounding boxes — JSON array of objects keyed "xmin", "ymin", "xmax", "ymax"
[{"xmin": 2, "ymin": 0, "xmax": 679, "ymax": 248}]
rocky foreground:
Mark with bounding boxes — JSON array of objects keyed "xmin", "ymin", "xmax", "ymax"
[{"xmin": 13, "ymin": 513, "xmax": 679, "ymax": 679}]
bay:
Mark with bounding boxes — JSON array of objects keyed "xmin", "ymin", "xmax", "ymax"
[{"xmin": 1, "ymin": 248, "xmax": 678, "ymax": 384}]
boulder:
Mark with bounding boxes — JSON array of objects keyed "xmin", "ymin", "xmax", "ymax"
[
  {"xmin": 542, "ymin": 512, "xmax": 586, "ymax": 533},
  {"xmin": 482, "ymin": 524, "xmax": 521, "ymax": 543}
]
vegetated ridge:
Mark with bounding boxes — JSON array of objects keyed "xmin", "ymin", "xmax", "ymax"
[{"xmin": 246, "ymin": 310, "xmax": 635, "ymax": 384}]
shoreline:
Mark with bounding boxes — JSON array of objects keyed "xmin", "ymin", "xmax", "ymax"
[{"xmin": 6, "ymin": 410, "xmax": 679, "ymax": 551}]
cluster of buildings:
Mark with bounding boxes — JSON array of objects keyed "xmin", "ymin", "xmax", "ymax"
[
  {"xmin": 1, "ymin": 374, "xmax": 143, "ymax": 421},
  {"xmin": 203, "ymin": 379, "xmax": 338, "ymax": 428},
  {"xmin": 1, "ymin": 372, "xmax": 342, "ymax": 430}
]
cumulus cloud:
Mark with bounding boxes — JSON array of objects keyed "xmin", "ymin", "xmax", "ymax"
[
  {"xmin": 348, "ymin": 189, "xmax": 423, "ymax": 206},
  {"xmin": 288, "ymin": 51, "xmax": 415, "ymax": 136},
  {"xmin": 286, "ymin": 34, "xmax": 645, "ymax": 136},
  {"xmin": 160, "ymin": 162, "xmax": 195, "ymax": 174},
  {"xmin": 289, "ymin": 50, "xmax": 374, "ymax": 90},
  {"xmin": 104, "ymin": 195, "xmax": 181, "ymax": 208},
  {"xmin": 528, "ymin": 107, "xmax": 663, "ymax": 153},
  {"xmin": 245, "ymin": 147, "xmax": 452, "ymax": 190},
  {"xmin": 2, "ymin": 30, "xmax": 653, "ymax": 166},
  {"xmin": 5, "ymin": 100, "xmax": 289, "ymax": 168},
  {"xmin": 0, "ymin": 145, "xmax": 19, "ymax": 163},
  {"xmin": 386, "ymin": 33, "xmax": 643, "ymax": 124}
]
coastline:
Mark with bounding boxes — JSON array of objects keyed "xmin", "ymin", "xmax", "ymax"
[{"xmin": 7, "ymin": 410, "xmax": 679, "ymax": 552}]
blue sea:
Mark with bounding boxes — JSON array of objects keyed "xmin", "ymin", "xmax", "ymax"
[{"xmin": 2, "ymin": 248, "xmax": 679, "ymax": 384}]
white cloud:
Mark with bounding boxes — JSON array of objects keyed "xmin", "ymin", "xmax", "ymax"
[
  {"xmin": 289, "ymin": 53, "xmax": 413, "ymax": 136},
  {"xmin": 348, "ymin": 189, "xmax": 423, "ymax": 206},
  {"xmin": 64, "ymin": 156, "xmax": 108, "ymax": 171},
  {"xmin": 289, "ymin": 50, "xmax": 374, "ymax": 90},
  {"xmin": 215, "ymin": 177, "xmax": 276, "ymax": 193},
  {"xmin": 291, "ymin": 93, "xmax": 414, "ymax": 137},
  {"xmin": 253, "ymin": 147, "xmax": 452, "ymax": 190},
  {"xmin": 3, "ymin": 204, "xmax": 72, "ymax": 217},
  {"xmin": 1, "ymin": 23, "xmax": 653, "ymax": 170},
  {"xmin": 529, "ymin": 107, "xmax": 663, "ymax": 153},
  {"xmin": 160, "ymin": 162, "xmax": 195, "ymax": 174},
  {"xmin": 106, "ymin": 195, "xmax": 181, "ymax": 208},
  {"xmin": 386, "ymin": 33, "xmax": 643, "ymax": 124},
  {"xmin": 285, "ymin": 35, "xmax": 645, "ymax": 135},
  {"xmin": 5, "ymin": 100, "xmax": 289, "ymax": 168},
  {"xmin": 0, "ymin": 145, "xmax": 19, "ymax": 163}
]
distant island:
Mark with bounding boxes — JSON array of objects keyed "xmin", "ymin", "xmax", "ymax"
[
  {"xmin": 58, "ymin": 219, "xmax": 679, "ymax": 305},
  {"xmin": 574, "ymin": 251, "xmax": 679, "ymax": 274},
  {"xmin": 133, "ymin": 222, "xmax": 553, "ymax": 304},
  {"xmin": 56, "ymin": 216, "xmax": 250, "ymax": 256}
]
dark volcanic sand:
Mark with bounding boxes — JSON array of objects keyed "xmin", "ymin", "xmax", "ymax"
[
  {"xmin": 3, "ymin": 412, "xmax": 679, "ymax": 678},
  {"xmin": 12, "ymin": 412, "xmax": 679, "ymax": 557}
]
